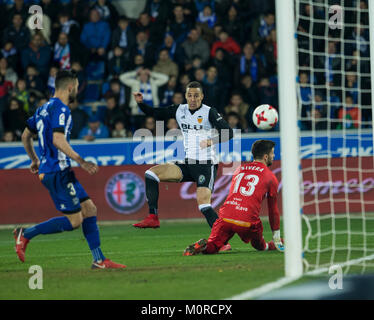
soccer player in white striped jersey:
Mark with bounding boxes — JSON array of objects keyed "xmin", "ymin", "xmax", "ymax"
[{"xmin": 132, "ymin": 81, "xmax": 234, "ymax": 251}]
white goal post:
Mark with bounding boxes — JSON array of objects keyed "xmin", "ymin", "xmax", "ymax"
[{"xmin": 276, "ymin": 0, "xmax": 304, "ymax": 278}]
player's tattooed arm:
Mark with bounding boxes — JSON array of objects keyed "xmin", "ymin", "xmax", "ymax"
[
  {"xmin": 133, "ymin": 92, "xmax": 178, "ymax": 120},
  {"xmin": 21, "ymin": 127, "xmax": 40, "ymax": 174},
  {"xmin": 53, "ymin": 132, "xmax": 98, "ymax": 175}
]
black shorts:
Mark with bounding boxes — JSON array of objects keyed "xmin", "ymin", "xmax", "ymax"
[{"xmin": 175, "ymin": 161, "xmax": 218, "ymax": 191}]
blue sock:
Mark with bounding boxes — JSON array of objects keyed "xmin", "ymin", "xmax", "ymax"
[
  {"xmin": 23, "ymin": 216, "xmax": 74, "ymax": 240},
  {"xmin": 82, "ymin": 216, "xmax": 105, "ymax": 262}
]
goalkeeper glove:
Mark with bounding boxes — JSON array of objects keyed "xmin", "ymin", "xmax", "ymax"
[{"xmin": 272, "ymin": 230, "xmax": 284, "ymax": 252}]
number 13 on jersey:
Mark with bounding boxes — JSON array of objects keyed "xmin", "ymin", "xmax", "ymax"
[{"xmin": 233, "ymin": 173, "xmax": 260, "ymax": 197}]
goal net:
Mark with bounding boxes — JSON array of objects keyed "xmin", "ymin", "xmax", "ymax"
[{"xmin": 295, "ymin": 0, "xmax": 374, "ymax": 275}]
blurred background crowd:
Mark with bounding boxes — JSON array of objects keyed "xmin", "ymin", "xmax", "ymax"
[{"xmin": 0, "ymin": 0, "xmax": 370, "ymax": 142}]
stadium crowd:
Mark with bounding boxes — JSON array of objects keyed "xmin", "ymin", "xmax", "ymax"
[{"xmin": 0, "ymin": 0, "xmax": 370, "ymax": 142}]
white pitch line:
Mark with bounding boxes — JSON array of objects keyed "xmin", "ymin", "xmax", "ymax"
[{"xmin": 225, "ymin": 276, "xmax": 301, "ymax": 300}]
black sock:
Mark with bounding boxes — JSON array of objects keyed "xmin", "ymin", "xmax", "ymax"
[
  {"xmin": 145, "ymin": 170, "xmax": 159, "ymax": 215},
  {"xmin": 199, "ymin": 205, "xmax": 218, "ymax": 228}
]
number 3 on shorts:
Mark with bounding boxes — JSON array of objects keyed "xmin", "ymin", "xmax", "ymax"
[{"xmin": 67, "ymin": 182, "xmax": 77, "ymax": 196}]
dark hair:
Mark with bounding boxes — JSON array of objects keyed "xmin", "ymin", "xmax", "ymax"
[
  {"xmin": 55, "ymin": 70, "xmax": 78, "ymax": 90},
  {"xmin": 251, "ymin": 140, "xmax": 275, "ymax": 160},
  {"xmin": 186, "ymin": 81, "xmax": 203, "ymax": 93}
]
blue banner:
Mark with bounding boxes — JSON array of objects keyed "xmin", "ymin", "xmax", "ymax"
[{"xmin": 0, "ymin": 131, "xmax": 371, "ymax": 169}]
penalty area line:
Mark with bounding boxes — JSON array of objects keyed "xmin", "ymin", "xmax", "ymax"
[{"xmin": 225, "ymin": 275, "xmax": 301, "ymax": 300}]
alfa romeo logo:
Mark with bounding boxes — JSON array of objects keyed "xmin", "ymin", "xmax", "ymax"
[{"xmin": 105, "ymin": 171, "xmax": 145, "ymax": 214}]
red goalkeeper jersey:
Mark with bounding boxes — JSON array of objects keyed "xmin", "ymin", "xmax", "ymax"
[{"xmin": 219, "ymin": 161, "xmax": 280, "ymax": 231}]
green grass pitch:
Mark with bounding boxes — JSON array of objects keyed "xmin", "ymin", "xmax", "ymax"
[
  {"xmin": 0, "ymin": 220, "xmax": 284, "ymax": 300},
  {"xmin": 1, "ymin": 217, "xmax": 373, "ymax": 300}
]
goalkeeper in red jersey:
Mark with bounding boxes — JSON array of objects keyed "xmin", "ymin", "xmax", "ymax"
[{"xmin": 183, "ymin": 140, "xmax": 284, "ymax": 255}]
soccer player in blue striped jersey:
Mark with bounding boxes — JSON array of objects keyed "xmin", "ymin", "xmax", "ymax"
[{"xmin": 14, "ymin": 70, "xmax": 126, "ymax": 269}]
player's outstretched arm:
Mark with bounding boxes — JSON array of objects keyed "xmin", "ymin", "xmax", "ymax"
[
  {"xmin": 53, "ymin": 132, "xmax": 98, "ymax": 175},
  {"xmin": 22, "ymin": 127, "xmax": 40, "ymax": 174},
  {"xmin": 133, "ymin": 92, "xmax": 178, "ymax": 120}
]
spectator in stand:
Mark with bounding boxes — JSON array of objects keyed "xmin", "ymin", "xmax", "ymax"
[
  {"xmin": 2, "ymin": 13, "xmax": 30, "ymax": 52},
  {"xmin": 65, "ymin": 0, "xmax": 91, "ymax": 28},
  {"xmin": 131, "ymin": 31, "xmax": 156, "ymax": 68},
  {"xmin": 104, "ymin": 95, "xmax": 125, "ymax": 132},
  {"xmin": 144, "ymin": 0, "xmax": 170, "ymax": 23},
  {"xmin": 119, "ymin": 68, "xmax": 168, "ymax": 116},
  {"xmin": 263, "ymin": 29, "xmax": 277, "ymax": 76},
  {"xmin": 193, "ymin": 68, "xmax": 205, "ymax": 83},
  {"xmin": 169, "ymin": 4, "xmax": 194, "ymax": 45},
  {"xmin": 235, "ymin": 42, "xmax": 264, "ymax": 86},
  {"xmin": 112, "ymin": 118, "xmax": 132, "ymax": 138},
  {"xmin": 196, "ymin": 5, "xmax": 216, "ymax": 28},
  {"xmin": 12, "ymin": 78, "xmax": 29, "ymax": 114},
  {"xmin": 69, "ymin": 99, "xmax": 88, "ymax": 139},
  {"xmin": 135, "ymin": 12, "xmax": 165, "ymax": 46},
  {"xmin": 158, "ymin": 75, "xmax": 177, "ymax": 107},
  {"xmin": 21, "ymin": 33, "xmax": 52, "ymax": 80},
  {"xmin": 71, "ymin": 61, "xmax": 87, "ymax": 103},
  {"xmin": 91, "ymin": 0, "xmax": 119, "ymax": 30},
  {"xmin": 337, "ymin": 95, "xmax": 361, "ymax": 130},
  {"xmin": 210, "ymin": 48, "xmax": 232, "ymax": 84},
  {"xmin": 210, "ymin": 31, "xmax": 241, "ymax": 58},
  {"xmin": 51, "ymin": 11, "xmax": 81, "ymax": 45},
  {"xmin": 172, "ymin": 91, "xmax": 184, "ymax": 105},
  {"xmin": 111, "ymin": 15, "xmax": 136, "ymax": 55},
  {"xmin": 132, "ymin": 54, "xmax": 145, "ymax": 71},
  {"xmin": 257, "ymin": 77, "xmax": 278, "ymax": 109},
  {"xmin": 142, "ymin": 115, "xmax": 156, "ymax": 136},
  {"xmin": 345, "ymin": 72, "xmax": 359, "ymax": 104},
  {"xmin": 224, "ymin": 92, "xmax": 250, "ymax": 131},
  {"xmin": 47, "ymin": 65, "xmax": 58, "ymax": 95},
  {"xmin": 107, "ymin": 46, "xmax": 130, "ymax": 78},
  {"xmin": 317, "ymin": 41, "xmax": 341, "ymax": 86},
  {"xmin": 158, "ymin": 32, "xmax": 185, "ymax": 66},
  {"xmin": 226, "ymin": 111, "xmax": 243, "ymax": 131},
  {"xmin": 78, "ymin": 113, "xmax": 110, "ymax": 141},
  {"xmin": 166, "ymin": 118, "xmax": 180, "ymax": 132},
  {"xmin": 26, "ymin": 6, "xmax": 52, "ymax": 44},
  {"xmin": 1, "ymin": 41, "xmax": 18, "ymax": 72},
  {"xmin": 239, "ymin": 75, "xmax": 259, "ymax": 108},
  {"xmin": 345, "ymin": 24, "xmax": 370, "ymax": 58},
  {"xmin": 251, "ymin": 11, "xmax": 275, "ymax": 49},
  {"xmin": 6, "ymin": 0, "xmax": 28, "ymax": 27},
  {"xmin": 41, "ymin": 0, "xmax": 61, "ymax": 26},
  {"xmin": 104, "ymin": 78, "xmax": 129, "ymax": 107},
  {"xmin": 194, "ymin": 0, "xmax": 215, "ymax": 13},
  {"xmin": 181, "ymin": 28, "xmax": 210, "ymax": 69},
  {"xmin": 53, "ymin": 32, "xmax": 81, "ymax": 70},
  {"xmin": 2, "ymin": 97, "xmax": 27, "ymax": 140},
  {"xmin": 152, "ymin": 49, "xmax": 179, "ymax": 79},
  {"xmin": 217, "ymin": 4, "xmax": 242, "ymax": 44},
  {"xmin": 25, "ymin": 65, "xmax": 45, "ymax": 95},
  {"xmin": 202, "ymin": 65, "xmax": 227, "ymax": 112},
  {"xmin": 310, "ymin": 109, "xmax": 328, "ymax": 130},
  {"xmin": 0, "ymin": 58, "xmax": 18, "ymax": 87},
  {"xmin": 0, "ymin": 75, "xmax": 13, "ymax": 136},
  {"xmin": 80, "ymin": 8, "xmax": 111, "ymax": 60},
  {"xmin": 2, "ymin": 131, "xmax": 15, "ymax": 142},
  {"xmin": 177, "ymin": 73, "xmax": 191, "ymax": 93},
  {"xmin": 299, "ymin": 72, "xmax": 312, "ymax": 107}
]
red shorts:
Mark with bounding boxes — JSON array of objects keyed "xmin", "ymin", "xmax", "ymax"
[{"xmin": 206, "ymin": 218, "xmax": 266, "ymax": 254}]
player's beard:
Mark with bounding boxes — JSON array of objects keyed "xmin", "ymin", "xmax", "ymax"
[
  {"xmin": 266, "ymin": 157, "xmax": 273, "ymax": 167},
  {"xmin": 68, "ymin": 89, "xmax": 77, "ymax": 104}
]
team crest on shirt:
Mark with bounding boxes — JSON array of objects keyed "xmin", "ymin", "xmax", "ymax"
[
  {"xmin": 197, "ymin": 115, "xmax": 203, "ymax": 124},
  {"xmin": 198, "ymin": 175, "xmax": 206, "ymax": 184},
  {"xmin": 105, "ymin": 172, "xmax": 145, "ymax": 215}
]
